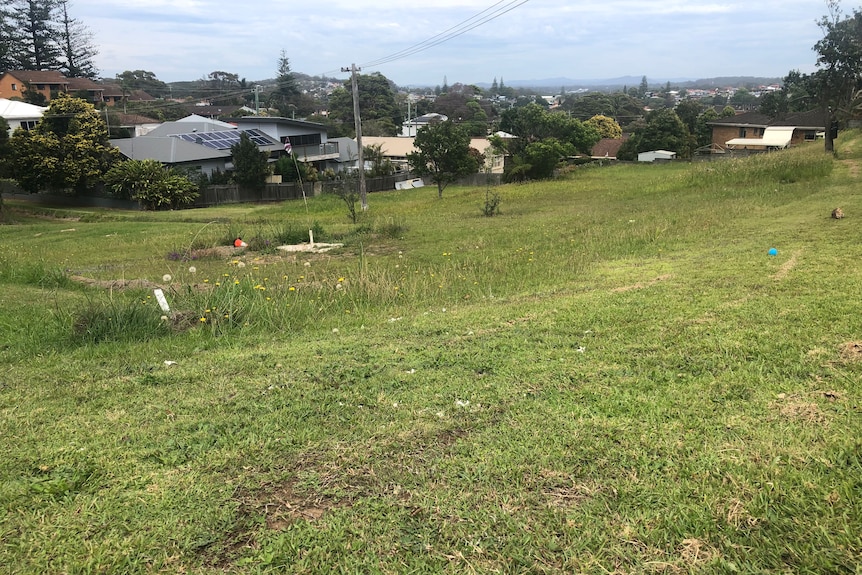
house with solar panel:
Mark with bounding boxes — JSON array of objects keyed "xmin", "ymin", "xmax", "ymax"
[
  {"xmin": 110, "ymin": 114, "xmax": 343, "ymax": 179},
  {"xmin": 225, "ymin": 116, "xmax": 342, "ymax": 173},
  {"xmin": 110, "ymin": 114, "xmax": 285, "ymax": 178}
]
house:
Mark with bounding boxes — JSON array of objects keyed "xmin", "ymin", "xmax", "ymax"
[
  {"xmin": 0, "ymin": 70, "xmax": 69, "ymax": 102},
  {"xmin": 66, "ymin": 77, "xmax": 106, "ymax": 105},
  {"xmin": 361, "ymin": 135, "xmax": 508, "ymax": 174},
  {"xmin": 112, "ymin": 113, "xmax": 162, "ymax": 137},
  {"xmin": 110, "ymin": 115, "xmax": 284, "ymax": 178},
  {"xmin": 400, "ymin": 113, "xmax": 448, "ymax": 137},
  {"xmin": 0, "ymin": 98, "xmax": 46, "ymax": 134},
  {"xmin": 591, "ymin": 136, "xmax": 629, "ymax": 160},
  {"xmin": 0, "ymin": 70, "xmax": 154, "ymax": 106},
  {"xmin": 708, "ymin": 110, "xmax": 825, "ymax": 151},
  {"xmin": 226, "ymin": 116, "xmax": 340, "ymax": 173},
  {"xmin": 638, "ymin": 150, "xmax": 677, "ymax": 163}
]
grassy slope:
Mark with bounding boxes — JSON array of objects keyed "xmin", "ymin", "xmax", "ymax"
[{"xmin": 0, "ymin": 138, "xmax": 860, "ymax": 574}]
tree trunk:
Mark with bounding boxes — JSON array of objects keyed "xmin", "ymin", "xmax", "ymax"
[{"xmin": 824, "ymin": 108, "xmax": 835, "ymax": 153}]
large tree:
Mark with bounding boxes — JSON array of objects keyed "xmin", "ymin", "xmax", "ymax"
[
  {"xmin": 115, "ymin": 70, "xmax": 170, "ymax": 99},
  {"xmin": 13, "ymin": 0, "xmax": 61, "ymax": 70},
  {"xmin": 271, "ymin": 50, "xmax": 299, "ymax": 115},
  {"xmin": 56, "ymin": 0, "xmax": 97, "ymax": 78},
  {"xmin": 0, "ymin": 1, "xmax": 16, "ymax": 70},
  {"xmin": 617, "ymin": 108, "xmax": 688, "ymax": 160},
  {"xmin": 8, "ymin": 93, "xmax": 118, "ymax": 194},
  {"xmin": 328, "ymin": 72, "xmax": 402, "ymax": 137},
  {"xmin": 230, "ymin": 132, "xmax": 269, "ymax": 192},
  {"xmin": 407, "ymin": 120, "xmax": 478, "ymax": 198},
  {"xmin": 810, "ymin": 1, "xmax": 862, "ymax": 152}
]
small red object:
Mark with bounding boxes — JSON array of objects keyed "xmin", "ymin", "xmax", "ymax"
[{"xmin": 234, "ymin": 238, "xmax": 243, "ymax": 247}]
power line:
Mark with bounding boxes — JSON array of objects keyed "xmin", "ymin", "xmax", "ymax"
[{"xmin": 358, "ymin": 0, "xmax": 532, "ymax": 69}]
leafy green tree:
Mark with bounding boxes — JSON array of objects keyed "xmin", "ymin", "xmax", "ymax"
[
  {"xmin": 230, "ymin": 132, "xmax": 269, "ymax": 191},
  {"xmin": 407, "ymin": 120, "xmax": 478, "ymax": 198},
  {"xmin": 0, "ymin": 117, "xmax": 11, "ymax": 178},
  {"xmin": 115, "ymin": 70, "xmax": 170, "ymax": 99},
  {"xmin": 617, "ymin": 108, "xmax": 688, "ymax": 160},
  {"xmin": 500, "ymin": 103, "xmax": 599, "ymax": 156},
  {"xmin": 509, "ymin": 138, "xmax": 574, "ymax": 181},
  {"xmin": 273, "ymin": 155, "xmax": 315, "ymax": 183},
  {"xmin": 807, "ymin": 1, "xmax": 862, "ymax": 152},
  {"xmin": 104, "ymin": 159, "xmax": 199, "ymax": 210},
  {"xmin": 328, "ymin": 72, "xmax": 402, "ymax": 137},
  {"xmin": 585, "ymin": 115, "xmax": 622, "ymax": 139},
  {"xmin": 57, "ymin": 0, "xmax": 97, "ymax": 78},
  {"xmin": 695, "ymin": 107, "xmax": 720, "ymax": 149},
  {"xmin": 432, "ymin": 91, "xmax": 494, "ymax": 136},
  {"xmin": 674, "ymin": 99, "xmax": 703, "ymax": 136},
  {"xmin": 364, "ymin": 143, "xmax": 395, "ymax": 177},
  {"xmin": 8, "ymin": 93, "xmax": 118, "ymax": 194}
]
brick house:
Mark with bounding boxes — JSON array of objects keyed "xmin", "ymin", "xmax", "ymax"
[
  {"xmin": 0, "ymin": 70, "xmax": 69, "ymax": 102},
  {"xmin": 708, "ymin": 110, "xmax": 826, "ymax": 151}
]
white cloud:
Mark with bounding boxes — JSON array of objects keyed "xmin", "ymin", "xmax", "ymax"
[{"xmin": 75, "ymin": 0, "xmax": 824, "ymax": 85}]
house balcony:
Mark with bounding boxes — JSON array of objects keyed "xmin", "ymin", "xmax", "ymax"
[{"xmin": 290, "ymin": 142, "xmax": 340, "ymax": 162}]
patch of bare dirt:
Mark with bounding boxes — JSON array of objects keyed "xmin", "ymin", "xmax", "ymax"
[
  {"xmin": 771, "ymin": 250, "xmax": 801, "ymax": 281},
  {"xmin": 840, "ymin": 159, "xmax": 860, "ymax": 178},
  {"xmin": 611, "ymin": 274, "xmax": 673, "ymax": 293},
  {"xmin": 839, "ymin": 341, "xmax": 862, "ymax": 362},
  {"xmin": 772, "ymin": 393, "xmax": 826, "ymax": 424}
]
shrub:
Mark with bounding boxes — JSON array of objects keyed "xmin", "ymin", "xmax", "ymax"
[{"xmin": 105, "ymin": 160, "xmax": 200, "ymax": 210}]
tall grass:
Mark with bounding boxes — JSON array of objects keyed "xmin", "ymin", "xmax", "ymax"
[{"xmin": 688, "ymin": 144, "xmax": 833, "ymax": 188}]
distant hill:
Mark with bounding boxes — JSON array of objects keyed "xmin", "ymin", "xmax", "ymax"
[{"xmin": 472, "ymin": 76, "xmax": 783, "ymax": 92}]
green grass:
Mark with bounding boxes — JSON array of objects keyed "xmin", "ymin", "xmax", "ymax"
[{"xmin": 1, "ymin": 138, "xmax": 860, "ymax": 574}]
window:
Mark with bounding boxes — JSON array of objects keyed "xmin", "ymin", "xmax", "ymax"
[
  {"xmin": 11, "ymin": 83, "xmax": 17, "ymax": 91},
  {"xmin": 738, "ymin": 128, "xmax": 747, "ymax": 138},
  {"xmin": 20, "ymin": 120, "xmax": 38, "ymax": 131}
]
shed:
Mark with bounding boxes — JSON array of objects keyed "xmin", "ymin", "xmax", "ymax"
[{"xmin": 637, "ymin": 150, "xmax": 676, "ymax": 163}]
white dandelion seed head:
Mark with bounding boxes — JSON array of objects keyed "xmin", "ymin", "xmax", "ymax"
[
  {"xmin": 188, "ymin": 266, "xmax": 197, "ymax": 274},
  {"xmin": 162, "ymin": 274, "xmax": 172, "ymax": 282},
  {"xmin": 236, "ymin": 261, "xmax": 246, "ymax": 268}
]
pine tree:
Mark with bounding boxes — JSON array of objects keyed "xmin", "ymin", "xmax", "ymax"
[
  {"xmin": 14, "ymin": 0, "xmax": 61, "ymax": 70},
  {"xmin": 57, "ymin": 0, "xmax": 98, "ymax": 78},
  {"xmin": 0, "ymin": 0, "xmax": 16, "ymax": 70}
]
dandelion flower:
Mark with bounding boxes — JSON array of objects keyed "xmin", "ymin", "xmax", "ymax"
[
  {"xmin": 200, "ymin": 317, "xmax": 207, "ymax": 322},
  {"xmin": 162, "ymin": 274, "xmax": 172, "ymax": 282},
  {"xmin": 237, "ymin": 262, "xmax": 246, "ymax": 268},
  {"xmin": 160, "ymin": 315, "xmax": 168, "ymax": 322},
  {"xmin": 188, "ymin": 266, "xmax": 197, "ymax": 274},
  {"xmin": 289, "ymin": 286, "xmax": 296, "ymax": 291},
  {"xmin": 332, "ymin": 328, "xmax": 339, "ymax": 334}
]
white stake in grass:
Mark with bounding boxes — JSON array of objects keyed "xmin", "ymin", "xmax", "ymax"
[{"xmin": 153, "ymin": 289, "xmax": 171, "ymax": 313}]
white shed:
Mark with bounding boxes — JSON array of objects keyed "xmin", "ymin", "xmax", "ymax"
[{"xmin": 638, "ymin": 150, "xmax": 677, "ymax": 163}]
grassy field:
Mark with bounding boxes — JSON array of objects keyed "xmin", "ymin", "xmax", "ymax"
[{"xmin": 0, "ymin": 135, "xmax": 860, "ymax": 574}]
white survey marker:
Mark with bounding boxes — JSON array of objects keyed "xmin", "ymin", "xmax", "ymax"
[{"xmin": 153, "ymin": 289, "xmax": 171, "ymax": 313}]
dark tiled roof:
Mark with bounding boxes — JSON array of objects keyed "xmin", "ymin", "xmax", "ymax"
[
  {"xmin": 708, "ymin": 109, "xmax": 825, "ymax": 129},
  {"xmin": 2, "ymin": 70, "xmax": 68, "ymax": 84}
]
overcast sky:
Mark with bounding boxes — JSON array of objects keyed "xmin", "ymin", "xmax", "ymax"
[{"xmin": 74, "ymin": 0, "xmax": 827, "ymax": 86}]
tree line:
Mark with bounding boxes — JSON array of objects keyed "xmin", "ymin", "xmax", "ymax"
[{"xmin": 0, "ymin": 0, "xmax": 99, "ymax": 78}]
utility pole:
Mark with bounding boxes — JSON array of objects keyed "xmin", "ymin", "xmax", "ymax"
[{"xmin": 342, "ymin": 63, "xmax": 367, "ymax": 210}]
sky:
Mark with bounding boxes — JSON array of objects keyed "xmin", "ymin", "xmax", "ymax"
[{"xmin": 73, "ymin": 0, "xmax": 828, "ymax": 87}]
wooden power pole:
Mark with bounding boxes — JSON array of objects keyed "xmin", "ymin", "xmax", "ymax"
[{"xmin": 342, "ymin": 64, "xmax": 367, "ymax": 210}]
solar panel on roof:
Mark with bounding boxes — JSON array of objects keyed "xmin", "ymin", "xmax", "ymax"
[{"xmin": 170, "ymin": 129, "xmax": 276, "ymax": 150}]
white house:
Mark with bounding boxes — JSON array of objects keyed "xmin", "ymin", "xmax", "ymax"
[
  {"xmin": 0, "ymin": 98, "xmax": 46, "ymax": 134},
  {"xmin": 637, "ymin": 150, "xmax": 677, "ymax": 163}
]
